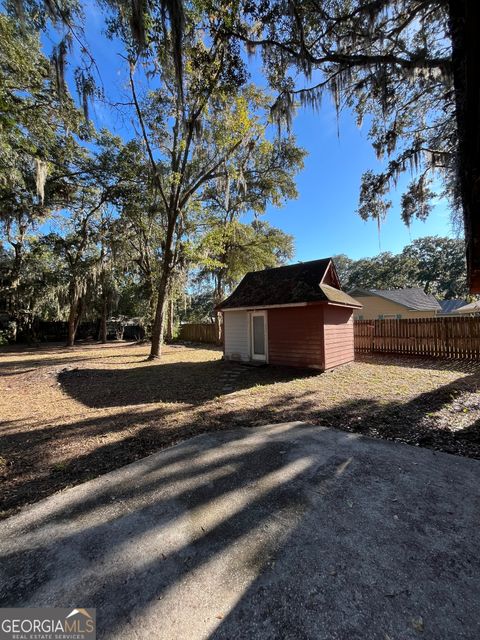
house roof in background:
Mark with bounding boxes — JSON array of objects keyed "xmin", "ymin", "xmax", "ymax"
[
  {"xmin": 456, "ymin": 301, "xmax": 480, "ymax": 314},
  {"xmin": 439, "ymin": 299, "xmax": 467, "ymax": 313},
  {"xmin": 349, "ymin": 288, "xmax": 442, "ymax": 311},
  {"xmin": 217, "ymin": 259, "xmax": 362, "ymax": 310}
]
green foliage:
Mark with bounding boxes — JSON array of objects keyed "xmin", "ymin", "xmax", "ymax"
[
  {"xmin": 179, "ymin": 289, "xmax": 217, "ymax": 323},
  {"xmin": 334, "ymin": 236, "xmax": 468, "ymax": 299},
  {"xmin": 100, "ymin": 1, "xmax": 308, "ymax": 356},
  {"xmin": 198, "ymin": 219, "xmax": 293, "ymax": 297},
  {"xmin": 229, "ymin": 1, "xmax": 457, "ymax": 229},
  {"xmin": 0, "ymin": 10, "xmax": 90, "ymax": 339},
  {"xmin": 0, "ymin": 13, "xmax": 83, "ymax": 193},
  {"xmin": 195, "ymin": 129, "xmax": 303, "ymax": 302},
  {"xmin": 401, "ymin": 236, "xmax": 467, "ymax": 298},
  {"xmin": 42, "ymin": 210, "xmax": 101, "ymax": 319},
  {"xmin": 0, "ymin": 0, "xmax": 305, "ymax": 348}
]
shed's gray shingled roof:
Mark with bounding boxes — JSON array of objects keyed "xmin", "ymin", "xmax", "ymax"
[
  {"xmin": 439, "ymin": 299, "xmax": 467, "ymax": 313},
  {"xmin": 350, "ymin": 288, "xmax": 442, "ymax": 311},
  {"xmin": 217, "ymin": 258, "xmax": 361, "ymax": 310}
]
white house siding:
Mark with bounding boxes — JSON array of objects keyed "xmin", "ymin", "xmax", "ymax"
[{"xmin": 223, "ymin": 310, "xmax": 250, "ymax": 361}]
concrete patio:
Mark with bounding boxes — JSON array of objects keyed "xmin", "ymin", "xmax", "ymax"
[{"xmin": 1, "ymin": 422, "xmax": 479, "ymax": 639}]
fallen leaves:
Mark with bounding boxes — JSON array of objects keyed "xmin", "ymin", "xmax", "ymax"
[{"xmin": 411, "ymin": 615, "xmax": 424, "ymax": 633}]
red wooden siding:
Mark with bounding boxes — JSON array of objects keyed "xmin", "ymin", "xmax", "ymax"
[
  {"xmin": 323, "ymin": 306, "xmax": 355, "ymax": 369},
  {"xmin": 267, "ymin": 306, "xmax": 325, "ymax": 369}
]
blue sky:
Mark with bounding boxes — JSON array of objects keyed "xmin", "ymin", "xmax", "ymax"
[
  {"xmin": 60, "ymin": 3, "xmax": 456, "ymax": 263},
  {"xmin": 262, "ymin": 104, "xmax": 454, "ymax": 262}
]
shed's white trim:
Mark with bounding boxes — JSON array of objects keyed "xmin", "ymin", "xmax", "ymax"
[
  {"xmin": 223, "ymin": 302, "xmax": 309, "ymax": 312},
  {"xmin": 325, "ymin": 301, "xmax": 363, "ymax": 309},
  {"xmin": 222, "ymin": 300, "xmax": 361, "ymax": 312},
  {"xmin": 319, "ymin": 259, "xmax": 341, "ymax": 289},
  {"xmin": 249, "ymin": 310, "xmax": 268, "ymax": 363}
]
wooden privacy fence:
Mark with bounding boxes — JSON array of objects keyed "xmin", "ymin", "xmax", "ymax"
[
  {"xmin": 355, "ymin": 317, "xmax": 480, "ymax": 359},
  {"xmin": 178, "ymin": 322, "xmax": 222, "ymax": 344}
]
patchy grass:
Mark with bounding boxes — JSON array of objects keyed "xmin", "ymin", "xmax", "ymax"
[{"xmin": 1, "ymin": 340, "xmax": 480, "ymax": 518}]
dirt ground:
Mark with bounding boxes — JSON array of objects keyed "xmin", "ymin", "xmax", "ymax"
[{"xmin": 1, "ymin": 341, "xmax": 480, "ymax": 518}]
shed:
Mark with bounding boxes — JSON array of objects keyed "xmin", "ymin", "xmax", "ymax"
[{"xmin": 216, "ymin": 258, "xmax": 362, "ymax": 370}]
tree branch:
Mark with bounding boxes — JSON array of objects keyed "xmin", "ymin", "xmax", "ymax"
[{"xmin": 127, "ymin": 58, "xmax": 169, "ymax": 211}]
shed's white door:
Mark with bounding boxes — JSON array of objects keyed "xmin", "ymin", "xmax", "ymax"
[{"xmin": 251, "ymin": 311, "xmax": 267, "ymax": 361}]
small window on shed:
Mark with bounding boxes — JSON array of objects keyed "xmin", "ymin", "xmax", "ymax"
[
  {"xmin": 357, "ymin": 315, "xmax": 364, "ymax": 320},
  {"xmin": 396, "ymin": 314, "xmax": 402, "ymax": 319}
]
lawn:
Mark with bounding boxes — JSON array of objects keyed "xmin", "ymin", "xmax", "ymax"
[{"xmin": 1, "ymin": 340, "xmax": 480, "ymax": 518}]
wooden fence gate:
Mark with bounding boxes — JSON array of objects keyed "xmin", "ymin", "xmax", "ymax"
[{"xmin": 354, "ymin": 317, "xmax": 480, "ymax": 359}]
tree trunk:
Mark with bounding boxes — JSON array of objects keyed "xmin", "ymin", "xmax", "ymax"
[
  {"xmin": 8, "ymin": 241, "xmax": 24, "ymax": 343},
  {"xmin": 67, "ymin": 290, "xmax": 83, "ymax": 347},
  {"xmin": 74, "ymin": 297, "xmax": 83, "ymax": 337},
  {"xmin": 99, "ymin": 293, "xmax": 108, "ymax": 343},
  {"xmin": 149, "ymin": 219, "xmax": 176, "ymax": 360},
  {"xmin": 149, "ymin": 272, "xmax": 170, "ymax": 359},
  {"xmin": 66, "ymin": 300, "xmax": 78, "ymax": 347},
  {"xmin": 448, "ymin": 0, "xmax": 480, "ymax": 292},
  {"xmin": 213, "ymin": 272, "xmax": 224, "ymax": 344},
  {"xmin": 214, "ymin": 311, "xmax": 222, "ymax": 345},
  {"xmin": 166, "ymin": 298, "xmax": 174, "ymax": 342}
]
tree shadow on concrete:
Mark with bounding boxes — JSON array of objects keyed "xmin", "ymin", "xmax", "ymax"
[
  {"xmin": 1, "ymin": 425, "xmax": 323, "ymax": 610},
  {"xmin": 1, "ymin": 422, "xmax": 479, "ymax": 640}
]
